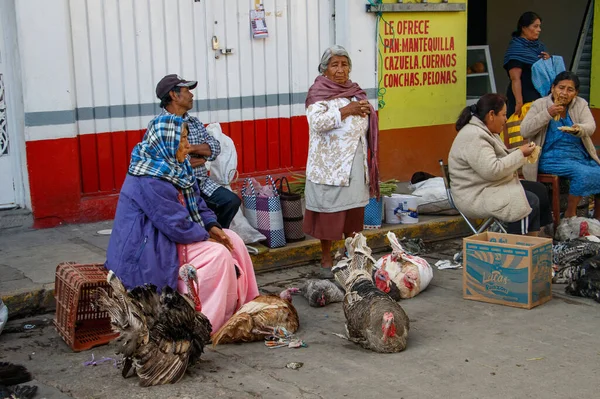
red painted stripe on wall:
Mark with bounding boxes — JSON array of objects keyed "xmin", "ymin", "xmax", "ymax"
[{"xmin": 27, "ymin": 116, "xmax": 309, "ymax": 227}]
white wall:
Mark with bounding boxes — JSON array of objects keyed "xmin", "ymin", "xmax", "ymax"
[
  {"xmin": 0, "ymin": 0, "xmax": 29, "ymax": 208},
  {"xmin": 335, "ymin": 0, "xmax": 379, "ymax": 105},
  {"xmin": 15, "ymin": 0, "xmax": 77, "ymax": 142},
  {"xmin": 14, "ymin": 0, "xmax": 379, "ymax": 139}
]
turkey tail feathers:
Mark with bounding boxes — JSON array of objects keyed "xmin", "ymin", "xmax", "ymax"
[{"xmin": 0, "ymin": 362, "xmax": 32, "ymax": 386}]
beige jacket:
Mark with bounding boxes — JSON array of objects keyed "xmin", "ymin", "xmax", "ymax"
[
  {"xmin": 448, "ymin": 117, "xmax": 531, "ymax": 223},
  {"xmin": 520, "ymin": 95, "xmax": 599, "ymax": 181}
]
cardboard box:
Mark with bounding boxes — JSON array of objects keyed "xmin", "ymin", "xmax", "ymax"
[{"xmin": 463, "ymin": 232, "xmax": 553, "ymax": 309}]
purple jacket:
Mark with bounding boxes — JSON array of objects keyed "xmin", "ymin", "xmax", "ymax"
[{"xmin": 105, "ymin": 174, "xmax": 219, "ymax": 290}]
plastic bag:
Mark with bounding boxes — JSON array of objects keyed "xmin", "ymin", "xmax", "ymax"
[
  {"xmin": 373, "ymin": 232, "xmax": 433, "ymax": 299},
  {"xmin": 0, "ymin": 299, "xmax": 8, "ymax": 336},
  {"xmin": 205, "ymin": 123, "xmax": 238, "ymax": 187},
  {"xmin": 409, "ymin": 177, "xmax": 457, "ymax": 215},
  {"xmin": 229, "ymin": 208, "xmax": 267, "ymax": 245}
]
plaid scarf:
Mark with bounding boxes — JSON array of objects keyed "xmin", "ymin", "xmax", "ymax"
[
  {"xmin": 503, "ymin": 37, "xmax": 546, "ymax": 67},
  {"xmin": 305, "ymin": 75, "xmax": 380, "ymax": 198},
  {"xmin": 129, "ymin": 114, "xmax": 204, "ymax": 226}
]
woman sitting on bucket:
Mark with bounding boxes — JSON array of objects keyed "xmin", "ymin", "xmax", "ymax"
[
  {"xmin": 448, "ymin": 93, "xmax": 553, "ymax": 236},
  {"xmin": 105, "ymin": 114, "xmax": 259, "ymax": 332}
]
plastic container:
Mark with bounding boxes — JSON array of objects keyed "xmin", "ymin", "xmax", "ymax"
[
  {"xmin": 384, "ymin": 194, "xmax": 419, "ymax": 224},
  {"xmin": 54, "ymin": 262, "xmax": 119, "ymax": 352},
  {"xmin": 364, "ymin": 197, "xmax": 383, "ymax": 229}
]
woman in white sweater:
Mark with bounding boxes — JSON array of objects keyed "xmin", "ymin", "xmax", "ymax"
[
  {"xmin": 448, "ymin": 94, "xmax": 553, "ymax": 235},
  {"xmin": 304, "ymin": 45, "xmax": 379, "ymax": 276}
]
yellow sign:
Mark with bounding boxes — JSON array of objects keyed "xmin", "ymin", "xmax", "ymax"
[
  {"xmin": 378, "ymin": 0, "xmax": 467, "ymax": 130},
  {"xmin": 590, "ymin": 1, "xmax": 600, "ymax": 108}
]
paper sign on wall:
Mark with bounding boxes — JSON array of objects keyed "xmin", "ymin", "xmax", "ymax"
[{"xmin": 250, "ymin": 4, "xmax": 268, "ymax": 39}]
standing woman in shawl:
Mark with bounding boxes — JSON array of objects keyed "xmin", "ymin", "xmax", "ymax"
[
  {"xmin": 504, "ymin": 11, "xmax": 550, "ymax": 117},
  {"xmin": 105, "ymin": 114, "xmax": 259, "ymax": 332},
  {"xmin": 304, "ymin": 45, "xmax": 379, "ymax": 277}
]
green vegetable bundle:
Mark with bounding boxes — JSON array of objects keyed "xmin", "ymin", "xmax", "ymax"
[
  {"xmin": 379, "ymin": 179, "xmax": 399, "ymax": 197},
  {"xmin": 287, "ymin": 173, "xmax": 306, "ymax": 196}
]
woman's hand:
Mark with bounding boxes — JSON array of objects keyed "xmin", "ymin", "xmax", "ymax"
[
  {"xmin": 340, "ymin": 100, "xmax": 370, "ymax": 120},
  {"xmin": 208, "ymin": 226, "xmax": 234, "ymax": 252},
  {"xmin": 520, "ymin": 142, "xmax": 536, "ymax": 157},
  {"xmin": 547, "ymin": 104, "xmax": 565, "ymax": 117},
  {"xmin": 539, "ymin": 51, "xmax": 550, "ymax": 60},
  {"xmin": 515, "ymin": 101, "xmax": 524, "ymax": 118}
]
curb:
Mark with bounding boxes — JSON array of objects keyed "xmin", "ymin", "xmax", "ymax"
[{"xmin": 2, "ymin": 216, "xmax": 472, "ymax": 319}]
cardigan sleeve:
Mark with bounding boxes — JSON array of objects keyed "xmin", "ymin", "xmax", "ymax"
[
  {"xmin": 307, "ymin": 101, "xmax": 343, "ymax": 133},
  {"xmin": 573, "ymin": 98, "xmax": 596, "ymax": 138},
  {"xmin": 463, "ymin": 135, "xmax": 526, "ymax": 182},
  {"xmin": 137, "ymin": 178, "xmax": 210, "ymax": 244},
  {"xmin": 521, "ymin": 98, "xmax": 552, "ymax": 139}
]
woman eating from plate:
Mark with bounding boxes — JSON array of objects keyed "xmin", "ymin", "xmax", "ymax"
[{"xmin": 521, "ymin": 71, "xmax": 600, "ymax": 220}]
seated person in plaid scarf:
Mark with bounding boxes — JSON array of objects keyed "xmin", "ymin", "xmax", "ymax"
[
  {"xmin": 155, "ymin": 74, "xmax": 241, "ymax": 228},
  {"xmin": 105, "ymin": 114, "xmax": 259, "ymax": 332}
]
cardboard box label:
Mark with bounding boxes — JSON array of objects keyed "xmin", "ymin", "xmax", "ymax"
[
  {"xmin": 465, "ymin": 242, "xmax": 529, "ymax": 304},
  {"xmin": 531, "ymin": 244, "xmax": 553, "ymax": 303}
]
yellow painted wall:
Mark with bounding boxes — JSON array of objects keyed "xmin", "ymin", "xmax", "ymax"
[
  {"xmin": 591, "ymin": 0, "xmax": 600, "ymax": 108},
  {"xmin": 377, "ymin": 0, "xmax": 467, "ymax": 130}
]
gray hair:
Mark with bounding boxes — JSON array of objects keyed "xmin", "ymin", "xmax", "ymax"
[{"xmin": 318, "ymin": 45, "xmax": 352, "ymax": 74}]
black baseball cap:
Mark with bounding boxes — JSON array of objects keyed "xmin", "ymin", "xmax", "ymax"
[{"xmin": 155, "ymin": 74, "xmax": 198, "ymax": 99}]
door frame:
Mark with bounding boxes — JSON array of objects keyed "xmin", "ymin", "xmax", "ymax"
[{"xmin": 0, "ymin": 0, "xmax": 28, "ymax": 210}]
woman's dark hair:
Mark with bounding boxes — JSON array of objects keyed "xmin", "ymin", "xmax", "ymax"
[
  {"xmin": 159, "ymin": 86, "xmax": 182, "ymax": 109},
  {"xmin": 455, "ymin": 93, "xmax": 507, "ymax": 131},
  {"xmin": 512, "ymin": 11, "xmax": 542, "ymax": 38},
  {"xmin": 552, "ymin": 71, "xmax": 580, "ymax": 91}
]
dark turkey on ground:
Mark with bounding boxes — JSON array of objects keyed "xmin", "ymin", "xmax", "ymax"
[
  {"xmin": 565, "ymin": 253, "xmax": 600, "ymax": 303},
  {"xmin": 552, "ymin": 238, "xmax": 600, "ymax": 267},
  {"xmin": 333, "ymin": 234, "xmax": 409, "ymax": 353},
  {"xmin": 296, "ymin": 279, "xmax": 344, "ymax": 307},
  {"xmin": 96, "ymin": 271, "xmax": 212, "ymax": 387},
  {"xmin": 0, "ymin": 362, "xmax": 37, "ymax": 399}
]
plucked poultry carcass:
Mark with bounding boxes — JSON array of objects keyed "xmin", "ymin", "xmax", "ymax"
[
  {"xmin": 333, "ymin": 233, "xmax": 409, "ymax": 353},
  {"xmin": 372, "ymin": 232, "xmax": 433, "ymax": 300},
  {"xmin": 211, "ymin": 288, "xmax": 299, "ymax": 346},
  {"xmin": 96, "ymin": 268, "xmax": 212, "ymax": 387},
  {"xmin": 565, "ymin": 253, "xmax": 600, "ymax": 302},
  {"xmin": 0, "ymin": 362, "xmax": 37, "ymax": 399},
  {"xmin": 296, "ymin": 279, "xmax": 344, "ymax": 307},
  {"xmin": 555, "ymin": 217, "xmax": 600, "ymax": 241}
]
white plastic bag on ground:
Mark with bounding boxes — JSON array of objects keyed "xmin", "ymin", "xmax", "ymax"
[
  {"xmin": 374, "ymin": 232, "xmax": 433, "ymax": 299},
  {"xmin": 0, "ymin": 299, "xmax": 8, "ymax": 336},
  {"xmin": 230, "ymin": 208, "xmax": 267, "ymax": 244},
  {"xmin": 409, "ymin": 177, "xmax": 458, "ymax": 215}
]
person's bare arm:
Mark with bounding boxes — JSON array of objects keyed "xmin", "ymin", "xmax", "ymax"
[
  {"xmin": 508, "ymin": 67, "xmax": 524, "ymax": 117},
  {"xmin": 189, "ymin": 157, "xmax": 207, "ymax": 168},
  {"xmin": 189, "ymin": 143, "xmax": 212, "ymax": 157}
]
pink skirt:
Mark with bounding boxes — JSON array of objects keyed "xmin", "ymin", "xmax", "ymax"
[{"xmin": 177, "ymin": 229, "xmax": 259, "ymax": 332}]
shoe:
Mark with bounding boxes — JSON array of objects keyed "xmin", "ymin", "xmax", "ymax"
[{"xmin": 318, "ymin": 267, "xmax": 334, "ymax": 280}]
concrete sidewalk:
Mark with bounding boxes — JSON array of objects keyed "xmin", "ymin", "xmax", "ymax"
[{"xmin": 0, "ymin": 215, "xmax": 473, "ymax": 318}]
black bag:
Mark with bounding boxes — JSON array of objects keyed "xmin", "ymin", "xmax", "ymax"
[{"xmin": 275, "ymin": 177, "xmax": 305, "ymax": 242}]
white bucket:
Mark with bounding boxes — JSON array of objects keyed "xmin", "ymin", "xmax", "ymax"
[{"xmin": 384, "ymin": 194, "xmax": 419, "ymax": 224}]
